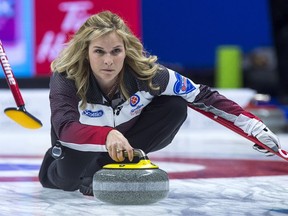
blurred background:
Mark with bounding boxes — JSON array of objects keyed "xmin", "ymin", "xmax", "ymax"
[{"xmin": 1, "ymin": 0, "xmax": 288, "ymax": 132}]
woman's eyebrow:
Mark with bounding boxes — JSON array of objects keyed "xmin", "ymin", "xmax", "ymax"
[
  {"xmin": 92, "ymin": 45, "xmax": 123, "ymax": 49},
  {"xmin": 92, "ymin": 46, "xmax": 104, "ymax": 49}
]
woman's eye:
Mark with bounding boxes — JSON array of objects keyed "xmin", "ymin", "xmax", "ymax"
[
  {"xmin": 95, "ymin": 49, "xmax": 104, "ymax": 54},
  {"xmin": 112, "ymin": 49, "xmax": 121, "ymax": 55}
]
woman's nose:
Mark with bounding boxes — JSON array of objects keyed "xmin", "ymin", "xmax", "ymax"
[{"xmin": 104, "ymin": 54, "xmax": 113, "ymax": 66}]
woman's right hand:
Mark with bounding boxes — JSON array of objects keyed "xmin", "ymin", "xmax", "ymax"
[{"xmin": 105, "ymin": 129, "xmax": 134, "ymax": 162}]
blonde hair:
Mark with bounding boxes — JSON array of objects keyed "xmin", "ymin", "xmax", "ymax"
[{"xmin": 51, "ymin": 10, "xmax": 159, "ymax": 109}]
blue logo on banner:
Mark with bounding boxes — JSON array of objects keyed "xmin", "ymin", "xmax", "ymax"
[
  {"xmin": 82, "ymin": 109, "xmax": 104, "ymax": 118},
  {"xmin": 173, "ymin": 72, "xmax": 196, "ymax": 95}
]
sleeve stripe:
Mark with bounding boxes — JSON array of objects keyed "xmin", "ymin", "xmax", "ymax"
[{"xmin": 60, "ymin": 141, "xmax": 108, "ymax": 152}]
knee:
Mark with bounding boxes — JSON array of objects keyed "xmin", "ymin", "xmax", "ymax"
[
  {"xmin": 160, "ymin": 96, "xmax": 188, "ymax": 121},
  {"xmin": 168, "ymin": 96, "xmax": 187, "ymax": 111},
  {"xmin": 47, "ymin": 162, "xmax": 80, "ymax": 191}
]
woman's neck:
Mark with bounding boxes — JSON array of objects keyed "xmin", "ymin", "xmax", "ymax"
[{"xmin": 101, "ymin": 76, "xmax": 119, "ymax": 99}]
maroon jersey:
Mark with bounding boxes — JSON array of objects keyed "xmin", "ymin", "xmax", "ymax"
[{"xmin": 50, "ymin": 65, "xmax": 260, "ymax": 152}]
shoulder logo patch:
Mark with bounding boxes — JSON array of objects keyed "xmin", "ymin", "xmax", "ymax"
[{"xmin": 173, "ymin": 72, "xmax": 196, "ymax": 95}]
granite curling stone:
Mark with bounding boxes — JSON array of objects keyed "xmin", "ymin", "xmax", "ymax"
[{"xmin": 93, "ymin": 149, "xmax": 169, "ymax": 205}]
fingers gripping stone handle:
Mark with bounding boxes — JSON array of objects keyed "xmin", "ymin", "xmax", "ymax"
[{"xmin": 123, "ymin": 149, "xmax": 148, "ymax": 160}]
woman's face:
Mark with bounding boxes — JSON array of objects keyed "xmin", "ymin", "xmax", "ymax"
[{"xmin": 88, "ymin": 31, "xmax": 126, "ymax": 85}]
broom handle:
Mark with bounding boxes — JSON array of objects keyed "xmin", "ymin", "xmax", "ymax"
[
  {"xmin": 0, "ymin": 40, "xmax": 25, "ymax": 107},
  {"xmin": 189, "ymin": 105, "xmax": 288, "ymax": 161}
]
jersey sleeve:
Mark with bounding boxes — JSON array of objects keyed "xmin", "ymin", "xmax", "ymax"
[
  {"xmin": 49, "ymin": 72, "xmax": 113, "ymax": 152},
  {"xmin": 160, "ymin": 67, "xmax": 262, "ymax": 135}
]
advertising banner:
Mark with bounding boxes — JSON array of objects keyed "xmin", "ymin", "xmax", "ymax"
[{"xmin": 0, "ymin": 0, "xmax": 34, "ymax": 78}]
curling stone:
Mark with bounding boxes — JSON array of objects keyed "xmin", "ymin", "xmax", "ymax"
[{"xmin": 93, "ymin": 149, "xmax": 169, "ymax": 205}]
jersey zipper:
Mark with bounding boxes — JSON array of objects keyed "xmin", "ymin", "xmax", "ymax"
[{"xmin": 113, "ymin": 106, "xmax": 122, "ymax": 127}]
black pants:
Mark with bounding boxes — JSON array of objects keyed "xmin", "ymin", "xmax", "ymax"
[{"xmin": 39, "ymin": 96, "xmax": 187, "ymax": 191}]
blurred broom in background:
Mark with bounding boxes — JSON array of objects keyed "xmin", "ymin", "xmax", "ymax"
[{"xmin": 0, "ymin": 40, "xmax": 42, "ymax": 129}]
